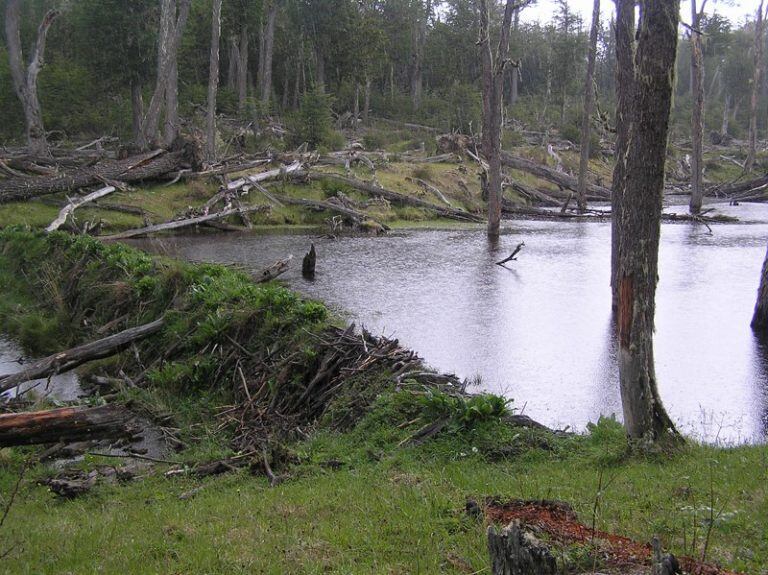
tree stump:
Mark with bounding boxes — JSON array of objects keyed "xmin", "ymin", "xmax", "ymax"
[
  {"xmin": 487, "ymin": 521, "xmax": 558, "ymax": 575},
  {"xmin": 302, "ymin": 243, "xmax": 316, "ymax": 279}
]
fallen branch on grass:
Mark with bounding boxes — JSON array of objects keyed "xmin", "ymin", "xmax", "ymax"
[{"xmin": 45, "ymin": 185, "xmax": 119, "ymax": 232}]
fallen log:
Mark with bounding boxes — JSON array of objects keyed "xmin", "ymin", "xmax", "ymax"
[
  {"xmin": 406, "ymin": 176, "xmax": 452, "ymax": 206},
  {"xmin": 707, "ymin": 173, "xmax": 768, "ymax": 198},
  {"xmin": 46, "ymin": 185, "xmax": 118, "ymax": 232},
  {"xmin": 226, "ymin": 160, "xmax": 302, "ymax": 191},
  {"xmin": 98, "ymin": 204, "xmax": 270, "ymax": 240},
  {"xmin": 371, "ymin": 117, "xmax": 440, "ymax": 133},
  {"xmin": 500, "ymin": 152, "xmax": 611, "ymax": 199},
  {"xmin": 255, "ymin": 256, "xmax": 292, "ymax": 283},
  {"xmin": 0, "ymin": 145, "xmax": 198, "ymax": 204},
  {"xmin": 0, "ymin": 404, "xmax": 136, "ymax": 447},
  {"xmin": 297, "ymin": 171, "xmax": 484, "ymax": 223},
  {"xmin": 0, "ymin": 318, "xmax": 165, "ymax": 394},
  {"xmin": 269, "ymin": 192, "xmax": 390, "ymax": 233}
]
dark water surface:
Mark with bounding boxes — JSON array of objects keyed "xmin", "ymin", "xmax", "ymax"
[{"xmin": 132, "ymin": 203, "xmax": 768, "ymax": 443}]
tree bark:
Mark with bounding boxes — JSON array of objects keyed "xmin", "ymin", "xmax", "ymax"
[
  {"xmin": 131, "ymin": 81, "xmax": 145, "ymax": 144},
  {"xmin": 237, "ymin": 24, "xmax": 250, "ymax": 114},
  {"xmin": 487, "ymin": 523, "xmax": 557, "ymax": 575},
  {"xmin": 510, "ymin": 8, "xmax": 520, "ymax": 105},
  {"xmin": 752, "ymin": 244, "xmax": 768, "ymax": 332},
  {"xmin": 689, "ymin": 0, "xmax": 707, "ymax": 214},
  {"xmin": 0, "ymin": 319, "xmax": 165, "ymax": 394},
  {"xmin": 746, "ymin": 1, "xmax": 765, "ymax": 172},
  {"xmin": 576, "ymin": 0, "xmax": 600, "ymax": 213},
  {"xmin": 363, "ymin": 75, "xmax": 372, "ymax": 125},
  {"xmin": 0, "ymin": 405, "xmax": 136, "ymax": 447},
  {"xmin": 206, "ymin": 0, "xmax": 223, "ymax": 162},
  {"xmin": 4, "ymin": 1, "xmax": 59, "ymax": 157},
  {"xmin": 611, "ymin": 0, "xmax": 636, "ymax": 310},
  {"xmin": 616, "ymin": 0, "xmax": 681, "ymax": 444},
  {"xmin": 721, "ymin": 92, "xmax": 731, "ymax": 137},
  {"xmin": 227, "ymin": 36, "xmax": 240, "ymax": 90},
  {"xmin": 259, "ymin": 1, "xmax": 277, "ymax": 107},
  {"xmin": 410, "ymin": 0, "xmax": 431, "ymax": 111}
]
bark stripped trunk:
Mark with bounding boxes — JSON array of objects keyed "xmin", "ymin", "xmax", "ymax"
[
  {"xmin": 611, "ymin": 0, "xmax": 635, "ymax": 311},
  {"xmin": 163, "ymin": 53, "xmax": 180, "ymax": 146},
  {"xmin": 746, "ymin": 1, "xmax": 765, "ymax": 173},
  {"xmin": 4, "ymin": 1, "xmax": 59, "ymax": 157},
  {"xmin": 616, "ymin": 0, "xmax": 681, "ymax": 444},
  {"xmin": 689, "ymin": 0, "xmax": 706, "ymax": 214},
  {"xmin": 259, "ymin": 1, "xmax": 277, "ymax": 107},
  {"xmin": 206, "ymin": 0, "xmax": 223, "ymax": 162},
  {"xmin": 237, "ymin": 25, "xmax": 250, "ymax": 114},
  {"xmin": 410, "ymin": 0, "xmax": 431, "ymax": 112},
  {"xmin": 510, "ymin": 8, "xmax": 520, "ymax": 105},
  {"xmin": 752, "ymin": 244, "xmax": 768, "ymax": 332},
  {"xmin": 721, "ymin": 93, "xmax": 731, "ymax": 137},
  {"xmin": 576, "ymin": 0, "xmax": 600, "ymax": 214}
]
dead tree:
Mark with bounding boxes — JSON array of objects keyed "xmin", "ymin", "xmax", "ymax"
[
  {"xmin": 751, "ymin": 244, "xmax": 768, "ymax": 332},
  {"xmin": 206, "ymin": 0, "xmax": 223, "ymax": 162},
  {"xmin": 615, "ymin": 0, "xmax": 682, "ymax": 445},
  {"xmin": 410, "ymin": 0, "xmax": 431, "ymax": 111},
  {"xmin": 479, "ymin": 0, "xmax": 533, "ymax": 238},
  {"xmin": 689, "ymin": 0, "xmax": 707, "ymax": 214},
  {"xmin": 611, "ymin": 0, "xmax": 636, "ymax": 310},
  {"xmin": 3, "ymin": 0, "xmax": 59, "ymax": 157},
  {"xmin": 746, "ymin": 1, "xmax": 766, "ymax": 173},
  {"xmin": 238, "ymin": 24, "xmax": 250, "ymax": 114},
  {"xmin": 576, "ymin": 0, "xmax": 600, "ymax": 214},
  {"xmin": 259, "ymin": 1, "xmax": 277, "ymax": 106}
]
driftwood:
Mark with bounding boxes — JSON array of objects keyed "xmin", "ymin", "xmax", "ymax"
[
  {"xmin": 99, "ymin": 205, "xmax": 270, "ymax": 240},
  {"xmin": 0, "ymin": 146, "xmax": 199, "ymax": 204},
  {"xmin": 298, "ymin": 171, "xmax": 484, "ymax": 223},
  {"xmin": 0, "ymin": 318, "xmax": 165, "ymax": 394},
  {"xmin": 496, "ymin": 242, "xmax": 525, "ymax": 266},
  {"xmin": 254, "ymin": 256, "xmax": 292, "ymax": 283},
  {"xmin": 487, "ymin": 522, "xmax": 558, "ymax": 575},
  {"xmin": 45, "ymin": 185, "xmax": 118, "ymax": 232},
  {"xmin": 0, "ymin": 405, "xmax": 136, "ymax": 447}
]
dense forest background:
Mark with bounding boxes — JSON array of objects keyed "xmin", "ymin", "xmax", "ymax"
[{"xmin": 0, "ymin": 0, "xmax": 764, "ymax": 149}]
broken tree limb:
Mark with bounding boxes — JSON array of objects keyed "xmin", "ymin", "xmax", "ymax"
[
  {"xmin": 297, "ymin": 171, "xmax": 484, "ymax": 223},
  {"xmin": 0, "ymin": 146, "xmax": 199, "ymax": 204},
  {"xmin": 0, "ymin": 318, "xmax": 165, "ymax": 394},
  {"xmin": 0, "ymin": 404, "xmax": 136, "ymax": 447},
  {"xmin": 496, "ymin": 242, "xmax": 525, "ymax": 266},
  {"xmin": 45, "ymin": 185, "xmax": 118, "ymax": 232},
  {"xmin": 226, "ymin": 160, "xmax": 302, "ymax": 191},
  {"xmin": 254, "ymin": 256, "xmax": 292, "ymax": 283},
  {"xmin": 98, "ymin": 205, "xmax": 270, "ymax": 240},
  {"xmin": 406, "ymin": 176, "xmax": 452, "ymax": 206}
]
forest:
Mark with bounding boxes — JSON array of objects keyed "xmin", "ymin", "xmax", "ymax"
[{"xmin": 1, "ymin": 0, "xmax": 768, "ymax": 574}]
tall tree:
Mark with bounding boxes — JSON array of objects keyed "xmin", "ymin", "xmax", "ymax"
[
  {"xmin": 746, "ymin": 1, "xmax": 765, "ymax": 173},
  {"xmin": 752, "ymin": 244, "xmax": 768, "ymax": 333},
  {"xmin": 689, "ymin": 0, "xmax": 707, "ymax": 214},
  {"xmin": 410, "ymin": 0, "xmax": 431, "ymax": 111},
  {"xmin": 479, "ymin": 0, "xmax": 532, "ymax": 238},
  {"xmin": 4, "ymin": 0, "xmax": 59, "ymax": 156},
  {"xmin": 206, "ymin": 0, "xmax": 224, "ymax": 162},
  {"xmin": 614, "ymin": 0, "xmax": 681, "ymax": 444},
  {"xmin": 576, "ymin": 0, "xmax": 600, "ymax": 214},
  {"xmin": 259, "ymin": 0, "xmax": 278, "ymax": 106}
]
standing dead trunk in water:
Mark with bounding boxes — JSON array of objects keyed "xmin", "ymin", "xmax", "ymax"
[
  {"xmin": 615, "ymin": 0, "xmax": 681, "ymax": 445},
  {"xmin": 139, "ymin": 0, "xmax": 190, "ymax": 150},
  {"xmin": 237, "ymin": 25, "xmax": 250, "ymax": 115},
  {"xmin": 302, "ymin": 244, "xmax": 316, "ymax": 279},
  {"xmin": 576, "ymin": 0, "xmax": 600, "ymax": 214},
  {"xmin": 4, "ymin": 1, "xmax": 59, "ymax": 157},
  {"xmin": 752, "ymin": 244, "xmax": 768, "ymax": 332},
  {"xmin": 479, "ymin": 0, "xmax": 532, "ymax": 238},
  {"xmin": 746, "ymin": 1, "xmax": 765, "ymax": 173},
  {"xmin": 689, "ymin": 0, "xmax": 707, "ymax": 214},
  {"xmin": 410, "ymin": 0, "xmax": 431, "ymax": 111},
  {"xmin": 611, "ymin": 0, "xmax": 635, "ymax": 311},
  {"xmin": 259, "ymin": 1, "xmax": 277, "ymax": 107},
  {"xmin": 206, "ymin": 0, "xmax": 223, "ymax": 162}
]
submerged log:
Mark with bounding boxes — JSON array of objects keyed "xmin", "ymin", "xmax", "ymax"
[
  {"xmin": 487, "ymin": 521, "xmax": 558, "ymax": 575},
  {"xmin": 0, "ymin": 405, "xmax": 136, "ymax": 447},
  {"xmin": 0, "ymin": 318, "xmax": 165, "ymax": 394}
]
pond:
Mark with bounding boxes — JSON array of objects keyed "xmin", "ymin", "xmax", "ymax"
[{"xmin": 130, "ymin": 202, "xmax": 768, "ymax": 443}]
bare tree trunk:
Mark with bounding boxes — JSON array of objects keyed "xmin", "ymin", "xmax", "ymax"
[
  {"xmin": 164, "ymin": 54, "xmax": 180, "ymax": 146},
  {"xmin": 4, "ymin": 0, "xmax": 59, "ymax": 157},
  {"xmin": 282, "ymin": 72, "xmax": 289, "ymax": 110},
  {"xmin": 237, "ymin": 25, "xmax": 249, "ymax": 115},
  {"xmin": 227, "ymin": 37, "xmax": 240, "ymax": 90},
  {"xmin": 363, "ymin": 75, "xmax": 372, "ymax": 125},
  {"xmin": 616, "ymin": 0, "xmax": 681, "ymax": 445},
  {"xmin": 259, "ymin": 1, "xmax": 277, "ymax": 107},
  {"xmin": 722, "ymin": 92, "xmax": 731, "ymax": 137},
  {"xmin": 206, "ymin": 0, "xmax": 223, "ymax": 162},
  {"xmin": 131, "ymin": 81, "xmax": 145, "ymax": 144},
  {"xmin": 576, "ymin": 0, "xmax": 600, "ymax": 214},
  {"xmin": 510, "ymin": 8, "xmax": 521, "ymax": 105},
  {"xmin": 747, "ymin": 1, "xmax": 765, "ymax": 172},
  {"xmin": 689, "ymin": 0, "xmax": 707, "ymax": 214},
  {"xmin": 315, "ymin": 45, "xmax": 326, "ymax": 91},
  {"xmin": 752, "ymin": 244, "xmax": 768, "ymax": 332},
  {"xmin": 611, "ymin": 0, "xmax": 635, "ymax": 311},
  {"xmin": 479, "ymin": 0, "xmax": 525, "ymax": 238},
  {"xmin": 353, "ymin": 81, "xmax": 360, "ymax": 131},
  {"xmin": 410, "ymin": 0, "xmax": 431, "ymax": 112}
]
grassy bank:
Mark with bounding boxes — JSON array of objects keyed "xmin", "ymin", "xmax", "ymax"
[{"xmin": 0, "ymin": 231, "xmax": 766, "ymax": 574}]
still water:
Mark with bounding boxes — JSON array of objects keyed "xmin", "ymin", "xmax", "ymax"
[{"xmin": 133, "ymin": 203, "xmax": 768, "ymax": 443}]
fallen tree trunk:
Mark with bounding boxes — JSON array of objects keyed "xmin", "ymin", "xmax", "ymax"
[
  {"xmin": 0, "ymin": 404, "xmax": 136, "ymax": 447},
  {"xmin": 0, "ymin": 318, "xmax": 165, "ymax": 394},
  {"xmin": 298, "ymin": 171, "xmax": 484, "ymax": 223},
  {"xmin": 99, "ymin": 205, "xmax": 270, "ymax": 240},
  {"xmin": 406, "ymin": 176, "xmax": 452, "ymax": 206},
  {"xmin": 707, "ymin": 173, "xmax": 768, "ymax": 198},
  {"xmin": 500, "ymin": 152, "xmax": 611, "ymax": 199},
  {"xmin": 46, "ymin": 185, "xmax": 118, "ymax": 232},
  {"xmin": 0, "ymin": 147, "xmax": 197, "ymax": 204},
  {"xmin": 226, "ymin": 160, "xmax": 302, "ymax": 191},
  {"xmin": 254, "ymin": 256, "xmax": 292, "ymax": 283},
  {"xmin": 270, "ymin": 192, "xmax": 390, "ymax": 233}
]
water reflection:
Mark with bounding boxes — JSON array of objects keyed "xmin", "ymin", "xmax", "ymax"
[{"xmin": 130, "ymin": 203, "xmax": 768, "ymax": 442}]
